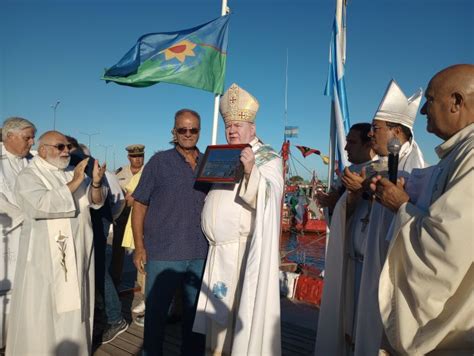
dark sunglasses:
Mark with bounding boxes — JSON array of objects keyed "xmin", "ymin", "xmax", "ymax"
[
  {"xmin": 44, "ymin": 143, "xmax": 73, "ymax": 151},
  {"xmin": 176, "ymin": 127, "xmax": 200, "ymax": 135}
]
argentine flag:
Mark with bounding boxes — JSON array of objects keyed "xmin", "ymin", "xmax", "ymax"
[{"xmin": 325, "ymin": 10, "xmax": 350, "ymax": 170}]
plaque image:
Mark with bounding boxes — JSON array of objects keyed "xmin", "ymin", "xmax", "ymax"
[{"xmin": 196, "ymin": 144, "xmax": 250, "ymax": 183}]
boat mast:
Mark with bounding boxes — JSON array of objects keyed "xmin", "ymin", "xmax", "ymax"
[{"xmin": 280, "ymin": 50, "xmax": 289, "ymax": 244}]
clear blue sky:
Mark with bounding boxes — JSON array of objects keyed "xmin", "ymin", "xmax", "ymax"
[{"xmin": 1, "ymin": 0, "xmax": 473, "ymax": 178}]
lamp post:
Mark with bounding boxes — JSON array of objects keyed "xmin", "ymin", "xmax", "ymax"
[
  {"xmin": 98, "ymin": 144, "xmax": 113, "ymax": 166},
  {"xmin": 79, "ymin": 131, "xmax": 100, "ymax": 153},
  {"xmin": 51, "ymin": 100, "xmax": 60, "ymax": 130}
]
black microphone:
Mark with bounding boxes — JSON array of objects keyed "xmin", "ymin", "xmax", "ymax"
[{"xmin": 387, "ymin": 137, "xmax": 401, "ymax": 184}]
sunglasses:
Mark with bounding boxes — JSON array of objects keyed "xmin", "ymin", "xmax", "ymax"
[
  {"xmin": 175, "ymin": 127, "xmax": 200, "ymax": 135},
  {"xmin": 44, "ymin": 143, "xmax": 73, "ymax": 151}
]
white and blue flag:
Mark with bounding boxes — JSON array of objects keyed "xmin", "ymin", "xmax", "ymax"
[{"xmin": 325, "ymin": 6, "xmax": 350, "ymax": 171}]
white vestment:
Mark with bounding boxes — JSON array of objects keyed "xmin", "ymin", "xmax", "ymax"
[
  {"xmin": 315, "ymin": 139, "xmax": 426, "ymax": 356},
  {"xmin": 379, "ymin": 123, "xmax": 474, "ymax": 355},
  {"xmin": 6, "ymin": 156, "xmax": 106, "ymax": 356},
  {"xmin": 0, "ymin": 143, "xmax": 32, "ymax": 347},
  {"xmin": 193, "ymin": 138, "xmax": 284, "ymax": 355},
  {"xmin": 315, "ymin": 157, "xmax": 378, "ymax": 356}
]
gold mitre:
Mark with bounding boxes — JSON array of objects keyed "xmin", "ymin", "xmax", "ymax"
[{"xmin": 219, "ymin": 83, "xmax": 259, "ymax": 124}]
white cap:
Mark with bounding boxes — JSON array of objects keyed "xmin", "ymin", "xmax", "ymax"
[{"xmin": 373, "ymin": 79, "xmax": 422, "ymax": 130}]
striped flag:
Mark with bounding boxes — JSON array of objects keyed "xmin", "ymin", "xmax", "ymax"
[
  {"xmin": 296, "ymin": 145, "xmax": 321, "ymax": 158},
  {"xmin": 295, "ymin": 145, "xmax": 330, "ymax": 164},
  {"xmin": 284, "ymin": 126, "xmax": 299, "ymax": 138},
  {"xmin": 325, "ymin": 1, "xmax": 350, "ymax": 169}
]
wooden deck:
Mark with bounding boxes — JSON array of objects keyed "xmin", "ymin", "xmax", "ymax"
[{"xmin": 94, "ymin": 292, "xmax": 317, "ymax": 356}]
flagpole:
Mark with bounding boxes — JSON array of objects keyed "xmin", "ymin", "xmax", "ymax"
[
  {"xmin": 327, "ymin": 0, "xmax": 344, "ymax": 191},
  {"xmin": 210, "ymin": 0, "xmax": 229, "ymax": 145},
  {"xmin": 324, "ymin": 0, "xmax": 347, "ymax": 261}
]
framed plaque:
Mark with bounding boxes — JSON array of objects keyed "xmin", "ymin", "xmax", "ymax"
[{"xmin": 196, "ymin": 144, "xmax": 250, "ymax": 183}]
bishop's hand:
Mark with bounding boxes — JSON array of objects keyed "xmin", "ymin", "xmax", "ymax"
[
  {"xmin": 240, "ymin": 147, "xmax": 255, "ymax": 178},
  {"xmin": 370, "ymin": 175, "xmax": 409, "ymax": 212}
]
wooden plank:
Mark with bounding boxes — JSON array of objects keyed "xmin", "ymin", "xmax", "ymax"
[
  {"xmin": 94, "ymin": 343, "xmax": 131, "ymax": 356},
  {"xmin": 126, "ymin": 324, "xmax": 145, "ymax": 338},
  {"xmin": 110, "ymin": 337, "xmax": 141, "ymax": 354},
  {"xmin": 117, "ymin": 332, "xmax": 143, "ymax": 348},
  {"xmin": 94, "ymin": 292, "xmax": 317, "ymax": 356}
]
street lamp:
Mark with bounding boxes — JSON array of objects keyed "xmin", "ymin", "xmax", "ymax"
[
  {"xmin": 98, "ymin": 144, "xmax": 113, "ymax": 166},
  {"xmin": 79, "ymin": 131, "xmax": 100, "ymax": 153},
  {"xmin": 51, "ymin": 100, "xmax": 60, "ymax": 130}
]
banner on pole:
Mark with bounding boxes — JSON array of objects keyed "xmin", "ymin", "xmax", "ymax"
[
  {"xmin": 102, "ymin": 15, "xmax": 230, "ymax": 94},
  {"xmin": 284, "ymin": 126, "xmax": 299, "ymax": 138},
  {"xmin": 325, "ymin": 7, "xmax": 350, "ymax": 169}
]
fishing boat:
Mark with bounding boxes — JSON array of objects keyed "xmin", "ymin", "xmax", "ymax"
[{"xmin": 279, "ymin": 140, "xmax": 327, "ymax": 306}]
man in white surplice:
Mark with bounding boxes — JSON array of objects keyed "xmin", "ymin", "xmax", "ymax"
[
  {"xmin": 372, "ymin": 64, "xmax": 474, "ymax": 355},
  {"xmin": 0, "ymin": 117, "xmax": 36, "ymax": 347},
  {"xmin": 193, "ymin": 83, "xmax": 284, "ymax": 355},
  {"xmin": 315, "ymin": 122, "xmax": 377, "ymax": 356},
  {"xmin": 6, "ymin": 131, "xmax": 107, "ymax": 356}
]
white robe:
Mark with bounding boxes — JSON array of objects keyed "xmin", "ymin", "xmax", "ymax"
[
  {"xmin": 193, "ymin": 138, "xmax": 284, "ymax": 355},
  {"xmin": 315, "ymin": 157, "xmax": 378, "ymax": 356},
  {"xmin": 6, "ymin": 156, "xmax": 106, "ymax": 356},
  {"xmin": 379, "ymin": 123, "xmax": 474, "ymax": 355},
  {"xmin": 0, "ymin": 143, "xmax": 32, "ymax": 347}
]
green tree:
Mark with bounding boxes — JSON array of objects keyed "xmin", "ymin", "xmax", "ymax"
[{"xmin": 289, "ymin": 175, "xmax": 304, "ymax": 184}]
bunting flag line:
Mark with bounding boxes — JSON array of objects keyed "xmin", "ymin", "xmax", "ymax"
[
  {"xmin": 320, "ymin": 155, "xmax": 330, "ymax": 165},
  {"xmin": 102, "ymin": 15, "xmax": 230, "ymax": 94},
  {"xmin": 295, "ymin": 145, "xmax": 330, "ymax": 164},
  {"xmin": 296, "ymin": 145, "xmax": 321, "ymax": 158}
]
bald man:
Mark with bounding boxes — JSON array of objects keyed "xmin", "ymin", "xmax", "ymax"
[
  {"xmin": 371, "ymin": 64, "xmax": 474, "ymax": 354},
  {"xmin": 6, "ymin": 131, "xmax": 107, "ymax": 355}
]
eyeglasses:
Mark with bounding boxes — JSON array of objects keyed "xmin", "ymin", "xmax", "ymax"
[
  {"xmin": 43, "ymin": 143, "xmax": 73, "ymax": 151},
  {"xmin": 175, "ymin": 127, "xmax": 200, "ymax": 135},
  {"xmin": 370, "ymin": 125, "xmax": 391, "ymax": 132}
]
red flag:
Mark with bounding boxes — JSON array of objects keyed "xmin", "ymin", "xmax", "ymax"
[{"xmin": 296, "ymin": 145, "xmax": 321, "ymax": 158}]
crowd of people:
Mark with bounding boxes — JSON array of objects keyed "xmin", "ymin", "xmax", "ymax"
[
  {"xmin": 0, "ymin": 63, "xmax": 472, "ymax": 356},
  {"xmin": 0, "ymin": 83, "xmax": 284, "ymax": 355}
]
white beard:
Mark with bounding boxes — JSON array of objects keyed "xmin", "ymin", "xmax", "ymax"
[{"xmin": 47, "ymin": 155, "xmax": 71, "ymax": 170}]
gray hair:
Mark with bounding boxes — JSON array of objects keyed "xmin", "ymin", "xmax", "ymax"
[{"xmin": 2, "ymin": 117, "xmax": 36, "ymax": 141}]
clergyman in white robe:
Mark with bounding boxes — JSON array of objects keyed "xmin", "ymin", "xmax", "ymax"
[
  {"xmin": 314, "ymin": 156, "xmax": 378, "ymax": 356},
  {"xmin": 6, "ymin": 155, "xmax": 106, "ymax": 356},
  {"xmin": 193, "ymin": 138, "xmax": 284, "ymax": 356},
  {"xmin": 0, "ymin": 142, "xmax": 32, "ymax": 347},
  {"xmin": 379, "ymin": 123, "xmax": 474, "ymax": 355}
]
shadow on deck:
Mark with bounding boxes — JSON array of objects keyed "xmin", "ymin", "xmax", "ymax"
[{"xmin": 94, "ymin": 292, "xmax": 318, "ymax": 356}]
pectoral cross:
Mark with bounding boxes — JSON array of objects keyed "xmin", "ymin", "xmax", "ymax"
[{"xmin": 360, "ymin": 214, "xmax": 370, "ymax": 233}]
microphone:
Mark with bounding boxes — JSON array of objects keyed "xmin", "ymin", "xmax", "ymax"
[{"xmin": 387, "ymin": 137, "xmax": 401, "ymax": 184}]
